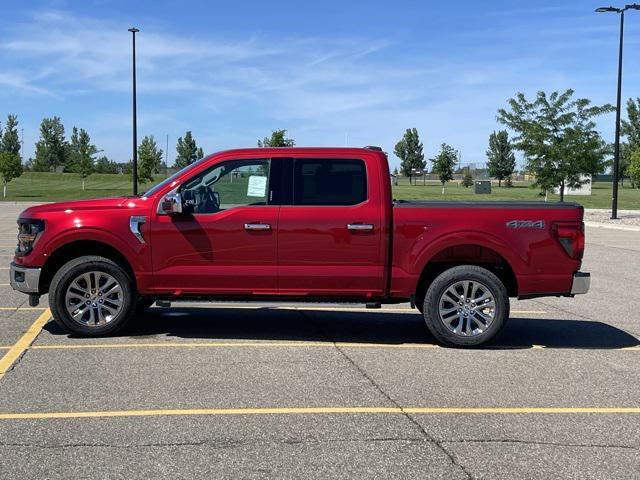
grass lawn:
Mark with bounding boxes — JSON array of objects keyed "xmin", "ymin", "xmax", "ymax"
[
  {"xmin": 1, "ymin": 172, "xmax": 161, "ymax": 202},
  {"xmin": 392, "ymin": 178, "xmax": 640, "ymax": 210},
  {"xmin": 0, "ymin": 172, "xmax": 638, "ymax": 210}
]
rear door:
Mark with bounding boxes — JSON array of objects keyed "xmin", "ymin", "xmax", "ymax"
[{"xmin": 277, "ymin": 156, "xmax": 385, "ymax": 298}]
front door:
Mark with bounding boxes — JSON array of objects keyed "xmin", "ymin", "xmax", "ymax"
[
  {"xmin": 150, "ymin": 157, "xmax": 279, "ymax": 295},
  {"xmin": 277, "ymin": 157, "xmax": 384, "ymax": 298}
]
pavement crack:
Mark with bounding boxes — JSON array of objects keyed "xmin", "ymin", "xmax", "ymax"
[
  {"xmin": 442, "ymin": 438, "xmax": 640, "ymax": 452},
  {"xmin": 297, "ymin": 308, "xmax": 474, "ymax": 480},
  {"xmin": 0, "ymin": 436, "xmax": 427, "ymax": 451},
  {"xmin": 528, "ymin": 298, "xmax": 595, "ymax": 322}
]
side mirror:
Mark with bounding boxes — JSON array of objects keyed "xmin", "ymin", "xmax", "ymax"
[{"xmin": 161, "ymin": 193, "xmax": 184, "ymax": 215}]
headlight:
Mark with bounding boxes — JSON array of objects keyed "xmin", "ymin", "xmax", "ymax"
[{"xmin": 16, "ymin": 219, "xmax": 45, "ymax": 256}]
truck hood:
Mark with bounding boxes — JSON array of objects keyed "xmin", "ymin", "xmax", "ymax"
[{"xmin": 19, "ymin": 196, "xmax": 150, "ymax": 218}]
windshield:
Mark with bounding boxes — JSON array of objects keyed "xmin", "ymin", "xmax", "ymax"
[{"xmin": 142, "ymin": 157, "xmax": 207, "ymax": 197}]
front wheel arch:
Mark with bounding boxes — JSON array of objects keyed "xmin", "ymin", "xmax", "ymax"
[{"xmin": 40, "ymin": 240, "xmax": 136, "ymax": 294}]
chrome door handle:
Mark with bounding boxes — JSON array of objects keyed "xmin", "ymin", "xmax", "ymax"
[
  {"xmin": 347, "ymin": 223, "xmax": 374, "ymax": 232},
  {"xmin": 244, "ymin": 223, "xmax": 271, "ymax": 231}
]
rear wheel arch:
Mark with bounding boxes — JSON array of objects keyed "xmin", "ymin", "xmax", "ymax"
[{"xmin": 414, "ymin": 243, "xmax": 518, "ymax": 310}]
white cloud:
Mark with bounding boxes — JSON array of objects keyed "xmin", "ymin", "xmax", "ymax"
[{"xmin": 0, "ymin": 72, "xmax": 55, "ymax": 96}]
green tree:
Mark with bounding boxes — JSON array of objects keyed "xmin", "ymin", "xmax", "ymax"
[
  {"xmin": 628, "ymin": 148, "xmax": 640, "ymax": 188},
  {"xmin": 175, "ymin": 131, "xmax": 204, "ymax": 168},
  {"xmin": 138, "ymin": 135, "xmax": 163, "ymax": 184},
  {"xmin": 621, "ymin": 97, "xmax": 640, "ymax": 151},
  {"xmin": 69, "ymin": 127, "xmax": 98, "ymax": 190},
  {"xmin": 432, "ymin": 143, "xmax": 457, "ymax": 194},
  {"xmin": 486, "ymin": 130, "xmax": 516, "ymax": 187},
  {"xmin": 394, "ymin": 128, "xmax": 425, "ymax": 184},
  {"xmin": 33, "ymin": 117, "xmax": 68, "ymax": 172},
  {"xmin": 0, "ymin": 152, "xmax": 22, "ymax": 198},
  {"xmin": 119, "ymin": 161, "xmax": 133, "ymax": 175},
  {"xmin": 95, "ymin": 155, "xmax": 118, "ymax": 174},
  {"xmin": 621, "ymin": 97, "xmax": 640, "ymax": 186},
  {"xmin": 462, "ymin": 167, "xmax": 474, "ymax": 187},
  {"xmin": 497, "ymin": 89, "xmax": 613, "ymax": 201},
  {"xmin": 258, "ymin": 129, "xmax": 295, "ymax": 147},
  {"xmin": 1, "ymin": 115, "xmax": 21, "ymax": 157}
]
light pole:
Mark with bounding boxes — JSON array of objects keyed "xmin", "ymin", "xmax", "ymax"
[
  {"xmin": 128, "ymin": 27, "xmax": 140, "ymax": 195},
  {"xmin": 596, "ymin": 4, "xmax": 640, "ymax": 219}
]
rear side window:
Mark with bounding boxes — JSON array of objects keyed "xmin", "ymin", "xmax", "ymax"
[{"xmin": 293, "ymin": 159, "xmax": 367, "ymax": 206}]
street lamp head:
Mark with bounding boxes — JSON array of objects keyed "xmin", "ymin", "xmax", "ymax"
[
  {"xmin": 625, "ymin": 3, "xmax": 640, "ymax": 10},
  {"xmin": 128, "ymin": 27, "xmax": 140, "ymax": 33},
  {"xmin": 595, "ymin": 6, "xmax": 621, "ymax": 12}
]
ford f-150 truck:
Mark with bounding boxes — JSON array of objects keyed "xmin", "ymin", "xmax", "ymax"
[{"xmin": 10, "ymin": 147, "xmax": 589, "ymax": 346}]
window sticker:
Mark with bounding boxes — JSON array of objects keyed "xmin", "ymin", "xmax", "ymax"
[{"xmin": 247, "ymin": 175, "xmax": 268, "ymax": 197}]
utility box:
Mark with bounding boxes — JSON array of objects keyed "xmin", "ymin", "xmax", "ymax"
[{"xmin": 474, "ymin": 181, "xmax": 491, "ymax": 194}]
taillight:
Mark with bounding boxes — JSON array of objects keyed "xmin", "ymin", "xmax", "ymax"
[
  {"xmin": 16, "ymin": 219, "xmax": 45, "ymax": 257},
  {"xmin": 552, "ymin": 222, "xmax": 584, "ymax": 260}
]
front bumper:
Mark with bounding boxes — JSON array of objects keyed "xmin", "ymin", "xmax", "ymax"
[
  {"xmin": 9, "ymin": 262, "xmax": 41, "ymax": 294},
  {"xmin": 570, "ymin": 271, "xmax": 590, "ymax": 295}
]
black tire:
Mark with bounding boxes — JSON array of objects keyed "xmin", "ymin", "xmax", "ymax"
[
  {"xmin": 49, "ymin": 255, "xmax": 136, "ymax": 336},
  {"xmin": 422, "ymin": 265, "xmax": 509, "ymax": 347}
]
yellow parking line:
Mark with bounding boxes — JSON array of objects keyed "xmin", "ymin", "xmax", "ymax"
[
  {"xmin": 31, "ymin": 341, "xmax": 440, "ymax": 350},
  {"xmin": 0, "ymin": 309, "xmax": 51, "ymax": 378},
  {"xmin": 0, "ymin": 307, "xmax": 47, "ymax": 311},
  {"xmin": 0, "ymin": 405, "xmax": 639, "ymax": 421},
  {"xmin": 27, "ymin": 341, "xmax": 640, "ymax": 351}
]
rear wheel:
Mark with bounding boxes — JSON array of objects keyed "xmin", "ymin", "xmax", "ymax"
[
  {"xmin": 50, "ymin": 256, "xmax": 136, "ymax": 336},
  {"xmin": 422, "ymin": 265, "xmax": 509, "ymax": 347}
]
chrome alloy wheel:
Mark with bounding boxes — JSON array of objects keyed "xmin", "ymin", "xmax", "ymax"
[
  {"xmin": 438, "ymin": 280, "xmax": 496, "ymax": 337},
  {"xmin": 65, "ymin": 271, "xmax": 124, "ymax": 326}
]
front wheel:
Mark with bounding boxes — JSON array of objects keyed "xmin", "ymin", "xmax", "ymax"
[
  {"xmin": 50, "ymin": 255, "xmax": 136, "ymax": 336},
  {"xmin": 422, "ymin": 265, "xmax": 509, "ymax": 347}
]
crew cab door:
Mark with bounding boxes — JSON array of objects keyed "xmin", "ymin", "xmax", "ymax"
[
  {"xmin": 277, "ymin": 157, "xmax": 385, "ymax": 297},
  {"xmin": 149, "ymin": 158, "xmax": 279, "ymax": 295}
]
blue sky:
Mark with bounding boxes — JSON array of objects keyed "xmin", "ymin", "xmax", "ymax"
[{"xmin": 1, "ymin": 0, "xmax": 639, "ymax": 170}]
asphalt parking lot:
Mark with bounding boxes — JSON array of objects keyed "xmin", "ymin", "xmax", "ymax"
[{"xmin": 0, "ymin": 203, "xmax": 638, "ymax": 479}]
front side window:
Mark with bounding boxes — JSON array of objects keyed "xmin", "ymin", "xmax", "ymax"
[
  {"xmin": 180, "ymin": 159, "xmax": 270, "ymax": 214},
  {"xmin": 293, "ymin": 159, "xmax": 367, "ymax": 206}
]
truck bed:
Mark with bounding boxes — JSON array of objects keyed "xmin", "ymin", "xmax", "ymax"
[{"xmin": 390, "ymin": 199, "xmax": 584, "ymax": 299}]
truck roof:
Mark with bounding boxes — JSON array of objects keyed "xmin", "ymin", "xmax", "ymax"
[{"xmin": 209, "ymin": 146, "xmax": 385, "ymax": 157}]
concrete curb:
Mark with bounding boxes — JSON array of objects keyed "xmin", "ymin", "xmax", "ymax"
[{"xmin": 585, "ymin": 221, "xmax": 640, "ymax": 232}]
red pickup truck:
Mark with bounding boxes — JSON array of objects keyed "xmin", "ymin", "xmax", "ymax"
[{"xmin": 10, "ymin": 147, "xmax": 589, "ymax": 346}]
